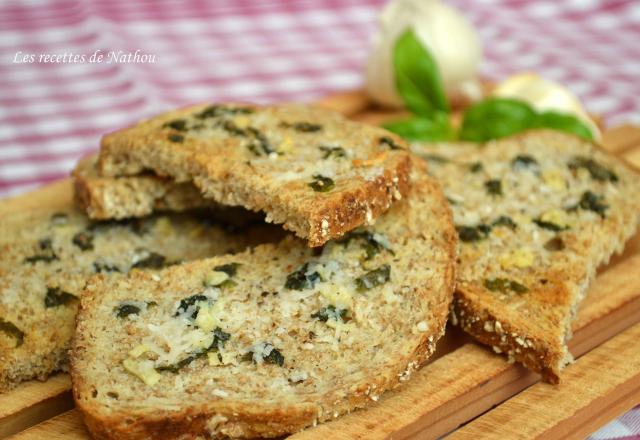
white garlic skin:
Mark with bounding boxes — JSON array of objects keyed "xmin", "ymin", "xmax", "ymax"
[{"xmin": 365, "ymin": 0, "xmax": 483, "ymax": 108}]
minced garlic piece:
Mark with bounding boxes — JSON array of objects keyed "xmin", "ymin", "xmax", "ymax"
[
  {"xmin": 123, "ymin": 359, "xmax": 161, "ymax": 386},
  {"xmin": 540, "ymin": 209, "xmax": 573, "ymax": 229},
  {"xmin": 498, "ymin": 247, "xmax": 535, "ymax": 269},
  {"xmin": 542, "ymin": 170, "xmax": 567, "ymax": 191}
]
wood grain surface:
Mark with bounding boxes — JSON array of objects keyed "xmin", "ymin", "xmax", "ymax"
[{"xmin": 1, "ymin": 91, "xmax": 639, "ymax": 439}]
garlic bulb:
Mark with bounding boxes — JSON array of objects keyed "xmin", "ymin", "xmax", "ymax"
[
  {"xmin": 365, "ymin": 0, "xmax": 483, "ymax": 108},
  {"xmin": 493, "ymin": 73, "xmax": 600, "ymax": 140}
]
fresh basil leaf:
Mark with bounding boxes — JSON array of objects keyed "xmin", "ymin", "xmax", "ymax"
[
  {"xmin": 534, "ymin": 111, "xmax": 594, "ymax": 140},
  {"xmin": 460, "ymin": 98, "xmax": 537, "ymax": 142},
  {"xmin": 383, "ymin": 112, "xmax": 453, "ymax": 142},
  {"xmin": 393, "ymin": 30, "xmax": 449, "ymax": 116}
]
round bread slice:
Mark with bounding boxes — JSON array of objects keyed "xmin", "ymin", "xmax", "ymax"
[
  {"xmin": 98, "ymin": 103, "xmax": 412, "ymax": 246},
  {"xmin": 71, "ymin": 164, "xmax": 456, "ymax": 439}
]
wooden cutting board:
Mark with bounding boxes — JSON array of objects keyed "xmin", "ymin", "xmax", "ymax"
[{"xmin": 2, "ymin": 90, "xmax": 640, "ymax": 439}]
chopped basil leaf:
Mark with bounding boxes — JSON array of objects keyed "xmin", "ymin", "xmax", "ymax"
[
  {"xmin": 456, "ymin": 224, "xmax": 492, "ymax": 242},
  {"xmin": 568, "ymin": 156, "xmax": 618, "ymax": 182},
  {"xmin": 0, "ymin": 319, "xmax": 24, "ymax": 348},
  {"xmin": 511, "ymin": 154, "xmax": 539, "ymax": 171},
  {"xmin": 285, "ymin": 263, "xmax": 321, "ymax": 290},
  {"xmin": 484, "ymin": 278, "xmax": 528, "ymax": 294},
  {"xmin": 319, "ymin": 145, "xmax": 346, "ymax": 159},
  {"xmin": 311, "ymin": 305, "xmax": 348, "ymax": 322},
  {"xmin": 281, "ymin": 121, "xmax": 322, "ymax": 132},
  {"xmin": 115, "ymin": 304, "xmax": 141, "ymax": 318},
  {"xmin": 492, "ymin": 216, "xmax": 517, "ymax": 230},
  {"xmin": 72, "ymin": 231, "xmax": 94, "ymax": 251},
  {"xmin": 162, "ymin": 119, "xmax": 187, "ymax": 131},
  {"xmin": 379, "ymin": 136, "xmax": 404, "ymax": 150},
  {"xmin": 174, "ymin": 294, "xmax": 210, "ymax": 319},
  {"xmin": 309, "ymin": 174, "xmax": 335, "ymax": 192},
  {"xmin": 355, "ymin": 264, "xmax": 391, "ymax": 291},
  {"xmin": 44, "ymin": 287, "xmax": 77, "ymax": 308},
  {"xmin": 485, "ymin": 179, "xmax": 503, "ymax": 196}
]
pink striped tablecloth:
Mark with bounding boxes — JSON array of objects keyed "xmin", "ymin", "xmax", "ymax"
[{"xmin": 1, "ymin": 0, "xmax": 639, "ymax": 438}]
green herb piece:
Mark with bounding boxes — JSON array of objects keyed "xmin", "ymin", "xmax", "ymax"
[
  {"xmin": 319, "ymin": 145, "xmax": 346, "ymax": 159},
  {"xmin": 568, "ymin": 156, "xmax": 618, "ymax": 182},
  {"xmin": 93, "ymin": 262, "xmax": 121, "ymax": 273},
  {"xmin": 456, "ymin": 224, "xmax": 492, "ymax": 242},
  {"xmin": 492, "ymin": 216, "xmax": 517, "ymax": 230},
  {"xmin": 175, "ymin": 294, "xmax": 210, "ymax": 319},
  {"xmin": 50, "ymin": 213, "xmax": 68, "ymax": 225},
  {"xmin": 422, "ymin": 153, "xmax": 450, "ymax": 164},
  {"xmin": 469, "ymin": 162, "xmax": 483, "ymax": 173},
  {"xmin": 24, "ymin": 238, "xmax": 58, "ymax": 264},
  {"xmin": 72, "ymin": 231, "xmax": 94, "ymax": 251},
  {"xmin": 309, "ymin": 174, "xmax": 335, "ymax": 192},
  {"xmin": 132, "ymin": 250, "xmax": 166, "ymax": 269},
  {"xmin": 355, "ymin": 264, "xmax": 391, "ymax": 291},
  {"xmin": 281, "ymin": 122, "xmax": 322, "ymax": 132},
  {"xmin": 460, "ymin": 98, "xmax": 537, "ymax": 142},
  {"xmin": 168, "ymin": 133, "xmax": 184, "ymax": 143},
  {"xmin": 544, "ymin": 237, "xmax": 565, "ymax": 251},
  {"xmin": 311, "ymin": 305, "xmax": 348, "ymax": 322},
  {"xmin": 337, "ymin": 231, "xmax": 394, "ymax": 260},
  {"xmin": 535, "ymin": 111, "xmax": 594, "ymax": 141},
  {"xmin": 195, "ymin": 105, "xmax": 253, "ymax": 119},
  {"xmin": 246, "ymin": 127, "xmax": 274, "ymax": 155},
  {"xmin": 383, "ymin": 113, "xmax": 453, "ymax": 142},
  {"xmin": 162, "ymin": 119, "xmax": 187, "ymax": 131},
  {"xmin": 264, "ymin": 347, "xmax": 285, "ymax": 366},
  {"xmin": 575, "ymin": 191, "xmax": 608, "ymax": 217},
  {"xmin": 213, "ymin": 263, "xmax": 240, "ymax": 277},
  {"xmin": 285, "ymin": 263, "xmax": 321, "ymax": 290},
  {"xmin": 44, "ymin": 287, "xmax": 77, "ymax": 308},
  {"xmin": 393, "ymin": 30, "xmax": 449, "ymax": 116},
  {"xmin": 484, "ymin": 278, "xmax": 528, "ymax": 294},
  {"xmin": 533, "ymin": 218, "xmax": 570, "ymax": 232},
  {"xmin": 0, "ymin": 319, "xmax": 24, "ymax": 348},
  {"xmin": 485, "ymin": 179, "xmax": 503, "ymax": 196},
  {"xmin": 115, "ymin": 304, "xmax": 141, "ymax": 318},
  {"xmin": 379, "ymin": 136, "xmax": 404, "ymax": 150},
  {"xmin": 511, "ymin": 154, "xmax": 539, "ymax": 170}
]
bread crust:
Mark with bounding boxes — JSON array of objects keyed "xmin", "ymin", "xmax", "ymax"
[
  {"xmin": 71, "ymin": 163, "xmax": 457, "ymax": 439},
  {"xmin": 98, "ymin": 103, "xmax": 412, "ymax": 246}
]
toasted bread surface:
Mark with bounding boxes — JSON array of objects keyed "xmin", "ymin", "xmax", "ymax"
[
  {"xmin": 98, "ymin": 103, "xmax": 412, "ymax": 246},
  {"xmin": 0, "ymin": 208, "xmax": 274, "ymax": 393},
  {"xmin": 413, "ymin": 130, "xmax": 640, "ymax": 382},
  {"xmin": 71, "ymin": 165, "xmax": 457, "ymax": 439}
]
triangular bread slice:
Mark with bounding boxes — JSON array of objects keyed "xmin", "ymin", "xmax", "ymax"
[
  {"xmin": 412, "ymin": 130, "xmax": 640, "ymax": 383},
  {"xmin": 71, "ymin": 165, "xmax": 456, "ymax": 439},
  {"xmin": 73, "ymin": 154, "xmax": 209, "ymax": 220},
  {"xmin": 98, "ymin": 103, "xmax": 412, "ymax": 246},
  {"xmin": 0, "ymin": 208, "xmax": 275, "ymax": 393}
]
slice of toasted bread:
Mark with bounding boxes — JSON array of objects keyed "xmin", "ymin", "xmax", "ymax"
[
  {"xmin": 73, "ymin": 154, "xmax": 210, "ymax": 220},
  {"xmin": 413, "ymin": 129, "xmax": 640, "ymax": 383},
  {"xmin": 71, "ymin": 165, "xmax": 456, "ymax": 439},
  {"xmin": 0, "ymin": 208, "xmax": 275, "ymax": 393},
  {"xmin": 98, "ymin": 103, "xmax": 412, "ymax": 246}
]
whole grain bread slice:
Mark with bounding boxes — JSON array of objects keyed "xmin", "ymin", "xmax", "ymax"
[
  {"xmin": 73, "ymin": 154, "xmax": 210, "ymax": 220},
  {"xmin": 71, "ymin": 164, "xmax": 457, "ymax": 439},
  {"xmin": 0, "ymin": 208, "xmax": 276, "ymax": 393},
  {"xmin": 98, "ymin": 103, "xmax": 412, "ymax": 246},
  {"xmin": 413, "ymin": 129, "xmax": 640, "ymax": 383}
]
